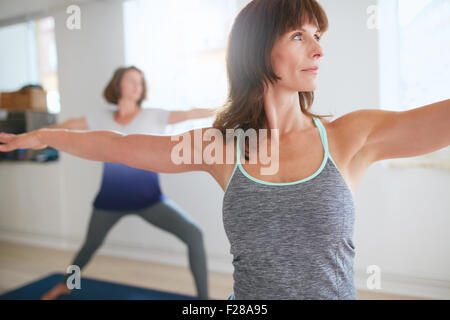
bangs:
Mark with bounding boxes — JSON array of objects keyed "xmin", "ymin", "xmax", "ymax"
[{"xmin": 277, "ymin": 0, "xmax": 328, "ymax": 35}]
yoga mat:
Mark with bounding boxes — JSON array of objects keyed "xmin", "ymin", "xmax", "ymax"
[{"xmin": 0, "ymin": 273, "xmax": 198, "ymax": 300}]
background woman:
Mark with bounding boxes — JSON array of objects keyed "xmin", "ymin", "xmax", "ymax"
[{"xmin": 39, "ymin": 66, "xmax": 215, "ymax": 300}]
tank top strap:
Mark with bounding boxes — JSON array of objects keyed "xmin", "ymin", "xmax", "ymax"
[{"xmin": 313, "ymin": 117, "xmax": 330, "ymax": 157}]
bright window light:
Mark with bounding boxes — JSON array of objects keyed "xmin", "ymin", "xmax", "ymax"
[
  {"xmin": 379, "ymin": 0, "xmax": 450, "ymax": 168},
  {"xmin": 398, "ymin": 0, "xmax": 433, "ymax": 27},
  {"xmin": 123, "ymin": 0, "xmax": 240, "ymax": 111}
]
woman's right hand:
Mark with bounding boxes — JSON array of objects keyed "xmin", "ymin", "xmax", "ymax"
[{"xmin": 0, "ymin": 131, "xmax": 48, "ymax": 152}]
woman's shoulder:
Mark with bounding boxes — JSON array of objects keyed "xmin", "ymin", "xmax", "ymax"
[
  {"xmin": 141, "ymin": 106, "xmax": 169, "ymax": 113},
  {"xmin": 140, "ymin": 107, "xmax": 171, "ymax": 121},
  {"xmin": 324, "ymin": 111, "xmax": 369, "ymax": 166},
  {"xmin": 316, "ymin": 115, "xmax": 333, "ymax": 125},
  {"xmin": 89, "ymin": 105, "xmax": 116, "ymax": 116},
  {"xmin": 86, "ymin": 106, "xmax": 115, "ymax": 118},
  {"xmin": 85, "ymin": 106, "xmax": 116, "ymax": 128}
]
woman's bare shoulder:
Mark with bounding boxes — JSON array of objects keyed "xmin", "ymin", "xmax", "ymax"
[
  {"xmin": 325, "ymin": 111, "xmax": 369, "ymax": 165},
  {"xmin": 189, "ymin": 126, "xmax": 237, "ymax": 191}
]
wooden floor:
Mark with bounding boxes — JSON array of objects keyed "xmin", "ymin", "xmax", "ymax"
[{"xmin": 0, "ymin": 240, "xmax": 429, "ymax": 300}]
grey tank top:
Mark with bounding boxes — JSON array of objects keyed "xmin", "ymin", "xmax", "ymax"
[{"xmin": 222, "ymin": 117, "xmax": 356, "ymax": 300}]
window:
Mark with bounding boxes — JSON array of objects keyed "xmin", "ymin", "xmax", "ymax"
[
  {"xmin": 36, "ymin": 17, "xmax": 60, "ymax": 114},
  {"xmin": 378, "ymin": 0, "xmax": 450, "ymax": 170},
  {"xmin": 123, "ymin": 0, "xmax": 242, "ymax": 132},
  {"xmin": 0, "ymin": 16, "xmax": 60, "ymax": 114}
]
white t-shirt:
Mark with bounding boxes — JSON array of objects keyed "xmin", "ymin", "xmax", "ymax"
[{"xmin": 85, "ymin": 105, "xmax": 170, "ymax": 135}]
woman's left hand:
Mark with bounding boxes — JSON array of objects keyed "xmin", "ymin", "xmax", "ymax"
[{"xmin": 0, "ymin": 131, "xmax": 49, "ymax": 152}]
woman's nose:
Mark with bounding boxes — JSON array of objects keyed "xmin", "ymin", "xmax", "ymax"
[{"xmin": 312, "ymin": 42, "xmax": 324, "ymax": 59}]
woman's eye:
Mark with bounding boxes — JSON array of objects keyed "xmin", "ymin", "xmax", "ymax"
[
  {"xmin": 294, "ymin": 33, "xmax": 302, "ymax": 40},
  {"xmin": 294, "ymin": 33, "xmax": 321, "ymax": 42}
]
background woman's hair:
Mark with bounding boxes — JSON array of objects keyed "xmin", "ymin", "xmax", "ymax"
[
  {"xmin": 213, "ymin": 0, "xmax": 333, "ymax": 137},
  {"xmin": 103, "ymin": 66, "xmax": 147, "ymax": 106}
]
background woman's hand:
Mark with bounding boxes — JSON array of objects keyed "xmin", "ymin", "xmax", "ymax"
[{"xmin": 0, "ymin": 131, "xmax": 48, "ymax": 152}]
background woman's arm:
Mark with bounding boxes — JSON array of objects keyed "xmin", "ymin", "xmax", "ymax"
[
  {"xmin": 41, "ymin": 117, "xmax": 89, "ymax": 130},
  {"xmin": 167, "ymin": 108, "xmax": 217, "ymax": 124}
]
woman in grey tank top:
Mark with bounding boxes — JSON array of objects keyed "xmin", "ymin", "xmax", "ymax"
[
  {"xmin": 222, "ymin": 116, "xmax": 356, "ymax": 300},
  {"xmin": 2, "ymin": 0, "xmax": 449, "ymax": 300}
]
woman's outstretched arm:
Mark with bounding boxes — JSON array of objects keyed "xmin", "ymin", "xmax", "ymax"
[
  {"xmin": 0, "ymin": 128, "xmax": 213, "ymax": 174},
  {"xmin": 114, "ymin": 130, "xmax": 211, "ymax": 173},
  {"xmin": 342, "ymin": 99, "xmax": 450, "ymax": 164}
]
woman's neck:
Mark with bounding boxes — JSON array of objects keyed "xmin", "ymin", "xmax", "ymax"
[
  {"xmin": 263, "ymin": 87, "xmax": 314, "ymax": 136},
  {"xmin": 116, "ymin": 99, "xmax": 140, "ymax": 118}
]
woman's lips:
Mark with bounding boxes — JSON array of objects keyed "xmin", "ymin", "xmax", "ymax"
[
  {"xmin": 302, "ymin": 66, "xmax": 319, "ymax": 73},
  {"xmin": 302, "ymin": 69, "xmax": 318, "ymax": 74}
]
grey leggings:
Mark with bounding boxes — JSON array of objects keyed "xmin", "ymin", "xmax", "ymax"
[{"xmin": 63, "ymin": 197, "xmax": 208, "ymax": 299}]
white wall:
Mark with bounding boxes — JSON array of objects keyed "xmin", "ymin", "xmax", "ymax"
[
  {"xmin": 1, "ymin": 0, "xmax": 449, "ymax": 299},
  {"xmin": 316, "ymin": 0, "xmax": 450, "ymax": 299}
]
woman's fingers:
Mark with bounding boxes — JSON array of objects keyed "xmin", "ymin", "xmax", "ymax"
[
  {"xmin": 0, "ymin": 141, "xmax": 16, "ymax": 152},
  {"xmin": 0, "ymin": 133, "xmax": 18, "ymax": 152},
  {"xmin": 0, "ymin": 132, "xmax": 47, "ymax": 152},
  {"xmin": 0, "ymin": 132, "xmax": 16, "ymax": 142}
]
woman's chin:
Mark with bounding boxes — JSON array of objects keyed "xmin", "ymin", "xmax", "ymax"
[
  {"xmin": 298, "ymin": 85, "xmax": 317, "ymax": 92},
  {"xmin": 295, "ymin": 80, "xmax": 317, "ymax": 92},
  {"xmin": 124, "ymin": 95, "xmax": 142, "ymax": 103}
]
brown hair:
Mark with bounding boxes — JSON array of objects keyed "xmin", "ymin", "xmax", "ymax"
[
  {"xmin": 213, "ymin": 0, "xmax": 333, "ymax": 136},
  {"xmin": 103, "ymin": 66, "xmax": 147, "ymax": 106}
]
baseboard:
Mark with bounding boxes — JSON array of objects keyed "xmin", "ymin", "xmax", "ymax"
[
  {"xmin": 93, "ymin": 239, "xmax": 234, "ymax": 274},
  {"xmin": 354, "ymin": 268, "xmax": 450, "ymax": 300},
  {"xmin": 0, "ymin": 228, "xmax": 234, "ymax": 274}
]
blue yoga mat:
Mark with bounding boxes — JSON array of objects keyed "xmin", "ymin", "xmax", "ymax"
[{"xmin": 0, "ymin": 273, "xmax": 198, "ymax": 300}]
